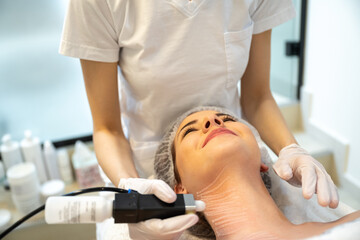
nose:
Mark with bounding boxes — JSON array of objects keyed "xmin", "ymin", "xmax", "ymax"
[{"xmin": 202, "ymin": 115, "xmax": 224, "ymax": 133}]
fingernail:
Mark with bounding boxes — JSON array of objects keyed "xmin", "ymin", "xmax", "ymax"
[
  {"xmin": 160, "ymin": 188, "xmax": 176, "ymax": 202},
  {"xmin": 166, "ymin": 191, "xmax": 177, "ymax": 201}
]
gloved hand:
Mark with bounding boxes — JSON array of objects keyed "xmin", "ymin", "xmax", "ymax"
[
  {"xmin": 273, "ymin": 143, "xmax": 339, "ymax": 208},
  {"xmin": 118, "ymin": 178, "xmax": 199, "ymax": 240}
]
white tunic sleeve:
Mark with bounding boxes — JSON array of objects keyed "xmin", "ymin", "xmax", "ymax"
[
  {"xmin": 59, "ymin": 0, "xmax": 125, "ymax": 62},
  {"xmin": 249, "ymin": 0, "xmax": 296, "ymax": 34}
]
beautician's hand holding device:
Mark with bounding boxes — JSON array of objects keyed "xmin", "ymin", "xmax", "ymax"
[
  {"xmin": 61, "ymin": 0, "xmax": 337, "ymax": 239},
  {"xmin": 118, "ymin": 178, "xmax": 199, "ymax": 240}
]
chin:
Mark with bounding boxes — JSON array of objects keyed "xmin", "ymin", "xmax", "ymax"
[{"xmin": 203, "ymin": 137, "xmax": 256, "ymax": 163}]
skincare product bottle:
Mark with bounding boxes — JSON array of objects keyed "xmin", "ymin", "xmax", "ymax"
[
  {"xmin": 43, "ymin": 141, "xmax": 61, "ymax": 180},
  {"xmin": 0, "ymin": 162, "xmax": 12, "ymax": 206},
  {"xmin": 45, "ymin": 196, "xmax": 112, "ymax": 224},
  {"xmin": 0, "ymin": 134, "xmax": 23, "ymax": 171},
  {"xmin": 72, "ymin": 141, "xmax": 103, "ymax": 188},
  {"xmin": 56, "ymin": 148, "xmax": 74, "ymax": 184},
  {"xmin": 20, "ymin": 130, "xmax": 48, "ymax": 183},
  {"xmin": 0, "ymin": 161, "xmax": 6, "ymax": 202}
]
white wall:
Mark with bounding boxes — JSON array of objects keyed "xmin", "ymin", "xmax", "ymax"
[
  {"xmin": 0, "ymin": 0, "xmax": 92, "ymax": 142},
  {"xmin": 303, "ymin": 0, "xmax": 360, "ymax": 188}
]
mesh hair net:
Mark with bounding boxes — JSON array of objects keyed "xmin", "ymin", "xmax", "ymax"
[{"xmin": 154, "ymin": 106, "xmax": 272, "ymax": 240}]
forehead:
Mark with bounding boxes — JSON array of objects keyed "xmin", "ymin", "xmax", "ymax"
[{"xmin": 177, "ymin": 110, "xmax": 219, "ymax": 131}]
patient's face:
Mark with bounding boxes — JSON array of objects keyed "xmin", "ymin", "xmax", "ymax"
[{"xmin": 173, "ymin": 110, "xmax": 261, "ymax": 194}]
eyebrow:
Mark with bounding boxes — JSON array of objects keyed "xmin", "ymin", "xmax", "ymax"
[
  {"xmin": 215, "ymin": 113, "xmax": 229, "ymax": 117},
  {"xmin": 177, "ymin": 113, "xmax": 230, "ymax": 140}
]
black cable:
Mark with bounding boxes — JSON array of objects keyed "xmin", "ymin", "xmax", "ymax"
[{"xmin": 0, "ymin": 187, "xmax": 128, "ymax": 239}]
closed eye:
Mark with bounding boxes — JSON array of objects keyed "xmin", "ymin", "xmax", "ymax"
[
  {"xmin": 222, "ymin": 115, "xmax": 236, "ymax": 122},
  {"xmin": 182, "ymin": 127, "xmax": 197, "ymax": 139}
]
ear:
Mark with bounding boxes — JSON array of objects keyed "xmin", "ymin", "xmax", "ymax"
[
  {"xmin": 174, "ymin": 183, "xmax": 189, "ymax": 194},
  {"xmin": 260, "ymin": 163, "xmax": 269, "ymax": 172}
]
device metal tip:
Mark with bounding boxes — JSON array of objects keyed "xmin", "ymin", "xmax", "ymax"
[{"xmin": 195, "ymin": 200, "xmax": 206, "ymax": 212}]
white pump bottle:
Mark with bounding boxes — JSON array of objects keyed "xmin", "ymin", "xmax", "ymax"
[
  {"xmin": 0, "ymin": 134, "xmax": 23, "ymax": 171},
  {"xmin": 43, "ymin": 141, "xmax": 61, "ymax": 180},
  {"xmin": 20, "ymin": 130, "xmax": 48, "ymax": 183}
]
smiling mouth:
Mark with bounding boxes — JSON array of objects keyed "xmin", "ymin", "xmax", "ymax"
[{"xmin": 202, "ymin": 128, "xmax": 237, "ymax": 148}]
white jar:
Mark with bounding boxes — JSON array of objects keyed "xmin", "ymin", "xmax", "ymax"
[
  {"xmin": 7, "ymin": 162, "xmax": 41, "ymax": 214},
  {"xmin": 40, "ymin": 179, "xmax": 65, "ymax": 203}
]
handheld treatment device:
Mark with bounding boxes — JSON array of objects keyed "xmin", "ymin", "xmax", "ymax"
[
  {"xmin": 0, "ymin": 187, "xmax": 205, "ymax": 239},
  {"xmin": 45, "ymin": 190, "xmax": 205, "ymax": 224},
  {"xmin": 112, "ymin": 190, "xmax": 205, "ymax": 223}
]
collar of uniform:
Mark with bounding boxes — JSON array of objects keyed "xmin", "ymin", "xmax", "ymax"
[{"xmin": 167, "ymin": 0, "xmax": 208, "ymax": 17}]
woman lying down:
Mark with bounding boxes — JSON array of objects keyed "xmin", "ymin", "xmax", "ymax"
[{"xmin": 154, "ymin": 106, "xmax": 360, "ymax": 240}]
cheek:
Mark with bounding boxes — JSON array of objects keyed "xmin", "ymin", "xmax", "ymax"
[
  {"xmin": 175, "ymin": 140, "xmax": 210, "ymax": 192},
  {"xmin": 176, "ymin": 139, "xmax": 200, "ymax": 176}
]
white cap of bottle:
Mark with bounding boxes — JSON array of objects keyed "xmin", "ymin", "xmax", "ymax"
[
  {"xmin": 0, "ymin": 134, "xmax": 23, "ymax": 172},
  {"xmin": 20, "ymin": 130, "xmax": 48, "ymax": 183}
]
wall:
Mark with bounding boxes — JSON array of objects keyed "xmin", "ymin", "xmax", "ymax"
[
  {"xmin": 0, "ymin": 0, "xmax": 92, "ymax": 142},
  {"xmin": 303, "ymin": 0, "xmax": 360, "ymax": 192}
]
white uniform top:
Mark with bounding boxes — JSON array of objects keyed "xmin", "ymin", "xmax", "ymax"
[{"xmin": 60, "ymin": 0, "xmax": 296, "ymax": 177}]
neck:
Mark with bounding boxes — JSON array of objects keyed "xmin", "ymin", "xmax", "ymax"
[{"xmin": 195, "ymin": 165, "xmax": 293, "ymax": 240}]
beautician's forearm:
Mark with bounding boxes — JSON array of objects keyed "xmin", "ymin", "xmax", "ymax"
[
  {"xmin": 242, "ymin": 92, "xmax": 297, "ymax": 156},
  {"xmin": 93, "ymin": 129, "xmax": 139, "ymax": 186},
  {"xmin": 240, "ymin": 30, "xmax": 297, "ymax": 155},
  {"xmin": 80, "ymin": 59, "xmax": 139, "ymax": 185}
]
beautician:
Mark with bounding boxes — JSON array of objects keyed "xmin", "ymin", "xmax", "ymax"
[{"xmin": 60, "ymin": 1, "xmax": 338, "ymax": 239}]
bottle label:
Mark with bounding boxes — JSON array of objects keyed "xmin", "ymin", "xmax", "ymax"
[{"xmin": 56, "ymin": 198, "xmax": 99, "ymax": 223}]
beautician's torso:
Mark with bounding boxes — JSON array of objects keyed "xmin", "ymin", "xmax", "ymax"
[
  {"xmin": 114, "ymin": 0, "xmax": 253, "ymax": 176},
  {"xmin": 118, "ymin": 3, "xmax": 251, "ymax": 141}
]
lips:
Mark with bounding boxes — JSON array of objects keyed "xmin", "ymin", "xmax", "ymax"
[{"xmin": 202, "ymin": 128, "xmax": 237, "ymax": 148}]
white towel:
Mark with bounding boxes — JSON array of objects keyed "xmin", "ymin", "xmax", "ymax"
[{"xmin": 304, "ymin": 218, "xmax": 360, "ymax": 240}]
